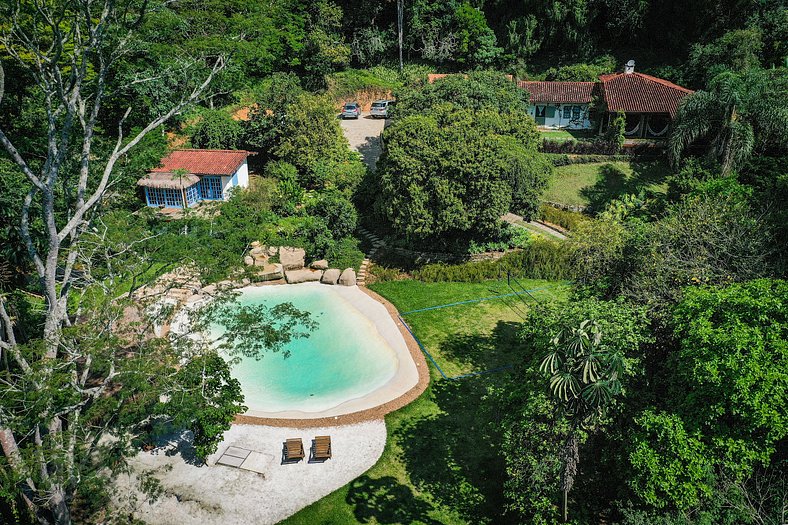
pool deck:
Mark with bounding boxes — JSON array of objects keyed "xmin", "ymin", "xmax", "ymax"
[
  {"xmin": 114, "ymin": 421, "xmax": 387, "ymax": 525},
  {"xmin": 235, "ymin": 284, "xmax": 430, "ymax": 427}
]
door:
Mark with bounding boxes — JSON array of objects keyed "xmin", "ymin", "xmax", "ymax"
[{"xmin": 535, "ymin": 105, "xmax": 546, "ymax": 125}]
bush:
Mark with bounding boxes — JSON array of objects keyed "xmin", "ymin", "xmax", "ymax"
[
  {"xmin": 376, "ymin": 105, "xmax": 546, "ymax": 245},
  {"xmin": 263, "ymin": 161, "xmax": 303, "ymax": 215},
  {"xmin": 324, "ymin": 236, "xmax": 364, "ymax": 271},
  {"xmin": 190, "ymin": 110, "xmax": 243, "ymax": 150},
  {"xmin": 543, "ymin": 56, "xmax": 616, "ymax": 82},
  {"xmin": 412, "ymin": 238, "xmax": 570, "ymax": 282},
  {"xmin": 305, "ymin": 192, "xmax": 358, "ymax": 238},
  {"xmin": 307, "ymin": 157, "xmax": 366, "ymax": 196},
  {"xmin": 604, "ymin": 111, "xmax": 626, "ymax": 153},
  {"xmin": 539, "ymin": 205, "xmax": 590, "ymax": 230},
  {"xmin": 392, "ymin": 70, "xmax": 529, "ymax": 119},
  {"xmin": 545, "ymin": 153, "xmax": 632, "ymax": 166},
  {"xmin": 541, "ymin": 139, "xmax": 620, "ymax": 155}
]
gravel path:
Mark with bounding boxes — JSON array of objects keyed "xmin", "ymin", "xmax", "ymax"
[
  {"xmin": 339, "ymin": 113, "xmax": 387, "ymax": 169},
  {"xmin": 502, "ymin": 212, "xmax": 567, "ymax": 240},
  {"xmin": 114, "ymin": 421, "xmax": 387, "ymax": 525}
]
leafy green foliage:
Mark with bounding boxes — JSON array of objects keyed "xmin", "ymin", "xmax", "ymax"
[
  {"xmin": 375, "ymin": 105, "xmax": 548, "ymax": 247},
  {"xmin": 305, "ymin": 191, "xmax": 358, "ymax": 238},
  {"xmin": 191, "ymin": 110, "xmax": 243, "ymax": 150},
  {"xmin": 272, "ymin": 93, "xmax": 351, "ymax": 177},
  {"xmin": 453, "ymin": 3, "xmax": 502, "ymax": 67},
  {"xmin": 393, "ymin": 70, "xmax": 529, "ymax": 119},
  {"xmin": 669, "ymin": 69, "xmax": 788, "ymax": 174},
  {"xmin": 604, "ymin": 111, "xmax": 626, "ymax": 153},
  {"xmin": 629, "ymin": 279, "xmax": 788, "ymax": 511}
]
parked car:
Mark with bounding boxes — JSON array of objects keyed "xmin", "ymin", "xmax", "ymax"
[
  {"xmin": 341, "ymin": 102, "xmax": 361, "ymax": 119},
  {"xmin": 370, "ymin": 99, "xmax": 395, "ymax": 119}
]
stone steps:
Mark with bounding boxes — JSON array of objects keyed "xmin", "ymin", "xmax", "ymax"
[{"xmin": 356, "ymin": 227, "xmax": 388, "ymax": 286}]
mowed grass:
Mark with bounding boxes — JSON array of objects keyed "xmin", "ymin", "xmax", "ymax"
[
  {"xmin": 282, "ymin": 278, "xmax": 569, "ymax": 525},
  {"xmin": 545, "ymin": 160, "xmax": 669, "ymax": 208},
  {"xmin": 538, "ymin": 129, "xmax": 595, "ymax": 142}
]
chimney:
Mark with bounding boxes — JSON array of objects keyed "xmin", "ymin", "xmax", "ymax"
[{"xmin": 624, "ymin": 60, "xmax": 635, "ymax": 74}]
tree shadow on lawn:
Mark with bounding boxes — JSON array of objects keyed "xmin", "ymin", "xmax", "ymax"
[
  {"xmin": 395, "ymin": 377, "xmax": 511, "ymax": 524},
  {"xmin": 580, "ymin": 160, "xmax": 667, "ymax": 211},
  {"xmin": 436, "ymin": 319, "xmax": 524, "ymax": 374},
  {"xmin": 392, "ymin": 326, "xmax": 523, "ymax": 524},
  {"xmin": 346, "ymin": 475, "xmax": 442, "ymax": 525}
]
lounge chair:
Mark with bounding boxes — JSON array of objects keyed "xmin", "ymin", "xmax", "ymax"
[
  {"xmin": 312, "ymin": 435, "xmax": 332, "ymax": 461},
  {"xmin": 283, "ymin": 438, "xmax": 305, "ymax": 462}
]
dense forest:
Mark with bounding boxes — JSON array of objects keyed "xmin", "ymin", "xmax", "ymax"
[{"xmin": 0, "ymin": 0, "xmax": 786, "ymax": 524}]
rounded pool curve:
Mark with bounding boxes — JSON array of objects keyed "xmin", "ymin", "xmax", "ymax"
[{"xmin": 208, "ymin": 283, "xmax": 419, "ymax": 419}]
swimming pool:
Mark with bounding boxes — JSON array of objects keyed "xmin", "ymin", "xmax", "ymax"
[{"xmin": 208, "ymin": 283, "xmax": 419, "ymax": 418}]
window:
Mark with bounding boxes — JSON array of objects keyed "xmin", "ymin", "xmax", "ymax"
[
  {"xmin": 199, "ymin": 176, "xmax": 223, "ymax": 200},
  {"xmin": 146, "ymin": 187, "xmax": 183, "ymax": 208},
  {"xmin": 572, "ymin": 106, "xmax": 582, "ymax": 120},
  {"xmin": 185, "ymin": 184, "xmax": 200, "ymax": 206},
  {"xmin": 563, "ymin": 106, "xmax": 571, "ymax": 119}
]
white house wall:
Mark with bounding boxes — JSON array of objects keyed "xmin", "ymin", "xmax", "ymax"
[
  {"xmin": 528, "ymin": 103, "xmax": 592, "ymax": 130},
  {"xmin": 220, "ymin": 160, "xmax": 250, "ymax": 200}
]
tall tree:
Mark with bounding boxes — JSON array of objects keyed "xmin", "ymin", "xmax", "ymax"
[
  {"xmin": 669, "ymin": 69, "xmax": 788, "ymax": 175},
  {"xmin": 0, "ymin": 0, "xmax": 236, "ymax": 522}
]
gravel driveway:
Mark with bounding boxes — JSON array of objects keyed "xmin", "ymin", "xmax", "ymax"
[{"xmin": 339, "ymin": 113, "xmax": 387, "ymax": 169}]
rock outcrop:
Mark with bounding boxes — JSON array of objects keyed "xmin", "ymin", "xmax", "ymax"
[
  {"xmin": 285, "ymin": 268, "xmax": 322, "ymax": 284},
  {"xmin": 338, "ymin": 268, "xmax": 357, "ymax": 286},
  {"xmin": 280, "ymin": 247, "xmax": 306, "ymax": 270},
  {"xmin": 310, "ymin": 259, "xmax": 329, "ymax": 270},
  {"xmin": 255, "ymin": 263, "xmax": 284, "ymax": 282},
  {"xmin": 321, "ymin": 268, "xmax": 341, "ymax": 284}
]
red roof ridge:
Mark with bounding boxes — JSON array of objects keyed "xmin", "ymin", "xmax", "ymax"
[
  {"xmin": 600, "ymin": 72, "xmax": 694, "ymax": 93},
  {"xmin": 172, "ymin": 148, "xmax": 255, "ymax": 154}
]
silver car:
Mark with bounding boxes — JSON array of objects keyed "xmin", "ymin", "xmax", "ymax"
[
  {"xmin": 341, "ymin": 102, "xmax": 361, "ymax": 119},
  {"xmin": 370, "ymin": 100, "xmax": 394, "ymax": 119}
]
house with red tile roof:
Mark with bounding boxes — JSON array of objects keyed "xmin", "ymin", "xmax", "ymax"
[
  {"xmin": 518, "ymin": 60, "xmax": 693, "ymax": 137},
  {"xmin": 137, "ymin": 149, "xmax": 252, "ymax": 208},
  {"xmin": 518, "ymin": 81, "xmax": 596, "ymax": 130},
  {"xmin": 598, "ymin": 61, "xmax": 693, "ymax": 138}
]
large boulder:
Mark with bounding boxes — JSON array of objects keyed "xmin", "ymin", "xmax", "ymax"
[
  {"xmin": 321, "ymin": 268, "xmax": 341, "ymax": 284},
  {"xmin": 311, "ymin": 259, "xmax": 329, "ymax": 270},
  {"xmin": 338, "ymin": 268, "xmax": 357, "ymax": 286},
  {"xmin": 285, "ymin": 268, "xmax": 322, "ymax": 284},
  {"xmin": 255, "ymin": 263, "xmax": 283, "ymax": 282},
  {"xmin": 279, "ymin": 247, "xmax": 306, "ymax": 270},
  {"xmin": 243, "ymin": 255, "xmax": 254, "ymax": 266}
]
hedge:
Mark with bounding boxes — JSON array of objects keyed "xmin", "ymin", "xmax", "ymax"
[{"xmin": 412, "ymin": 237, "xmax": 571, "ymax": 283}]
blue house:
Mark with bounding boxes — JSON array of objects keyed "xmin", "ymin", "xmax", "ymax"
[{"xmin": 137, "ymin": 149, "xmax": 251, "ymax": 208}]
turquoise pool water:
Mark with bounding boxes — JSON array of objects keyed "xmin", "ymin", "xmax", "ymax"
[{"xmin": 210, "ymin": 285, "xmax": 399, "ymax": 414}]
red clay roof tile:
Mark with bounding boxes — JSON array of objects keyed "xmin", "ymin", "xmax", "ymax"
[
  {"xmin": 517, "ymin": 81, "xmax": 596, "ymax": 104},
  {"xmin": 151, "ymin": 149, "xmax": 250, "ymax": 176},
  {"xmin": 599, "ymin": 72, "xmax": 693, "ymax": 117}
]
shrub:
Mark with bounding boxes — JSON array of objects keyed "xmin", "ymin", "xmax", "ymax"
[
  {"xmin": 604, "ymin": 111, "xmax": 626, "ymax": 153},
  {"xmin": 539, "ymin": 205, "xmax": 590, "ymax": 230},
  {"xmin": 307, "ymin": 157, "xmax": 366, "ymax": 196},
  {"xmin": 545, "ymin": 153, "xmax": 632, "ymax": 166},
  {"xmin": 324, "ymin": 236, "xmax": 364, "ymax": 271},
  {"xmin": 263, "ymin": 161, "xmax": 303, "ymax": 215},
  {"xmin": 305, "ymin": 192, "xmax": 358, "ymax": 238},
  {"xmin": 412, "ymin": 238, "xmax": 570, "ymax": 282},
  {"xmin": 191, "ymin": 110, "xmax": 243, "ymax": 150},
  {"xmin": 376, "ymin": 106, "xmax": 545, "ymax": 245}
]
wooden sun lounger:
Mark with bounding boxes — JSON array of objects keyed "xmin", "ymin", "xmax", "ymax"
[
  {"xmin": 312, "ymin": 435, "xmax": 332, "ymax": 460},
  {"xmin": 284, "ymin": 438, "xmax": 305, "ymax": 462}
]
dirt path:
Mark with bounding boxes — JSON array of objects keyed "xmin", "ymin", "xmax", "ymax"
[{"xmin": 339, "ymin": 113, "xmax": 387, "ymax": 169}]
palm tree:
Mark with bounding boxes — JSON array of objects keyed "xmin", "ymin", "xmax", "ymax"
[
  {"xmin": 669, "ymin": 69, "xmax": 788, "ymax": 175},
  {"xmin": 540, "ymin": 320, "xmax": 624, "ymax": 522}
]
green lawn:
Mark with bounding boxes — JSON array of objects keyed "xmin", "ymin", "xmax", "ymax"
[
  {"xmin": 282, "ymin": 278, "xmax": 569, "ymax": 525},
  {"xmin": 544, "ymin": 160, "xmax": 669, "ymax": 208},
  {"xmin": 538, "ymin": 129, "xmax": 595, "ymax": 142}
]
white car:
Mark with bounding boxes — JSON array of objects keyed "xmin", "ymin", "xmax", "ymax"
[{"xmin": 370, "ymin": 100, "xmax": 395, "ymax": 119}]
